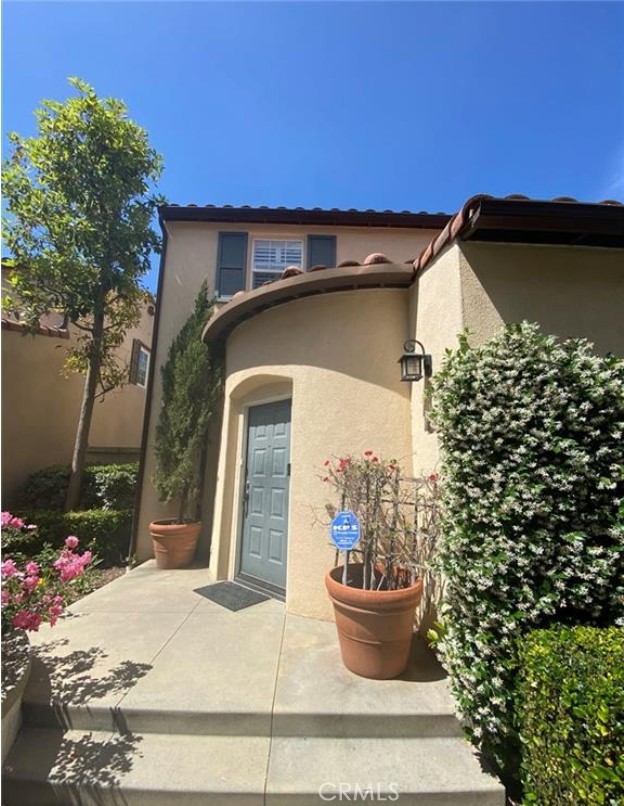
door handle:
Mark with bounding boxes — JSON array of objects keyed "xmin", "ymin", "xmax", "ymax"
[{"xmin": 244, "ymin": 479, "xmax": 250, "ymax": 516}]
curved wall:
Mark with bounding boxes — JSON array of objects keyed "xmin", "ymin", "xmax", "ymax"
[{"xmin": 209, "ymin": 288, "xmax": 413, "ymax": 619}]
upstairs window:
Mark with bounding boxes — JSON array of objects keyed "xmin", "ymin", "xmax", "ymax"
[
  {"xmin": 130, "ymin": 340, "xmax": 150, "ymax": 388},
  {"xmin": 252, "ymin": 239, "xmax": 303, "ymax": 289}
]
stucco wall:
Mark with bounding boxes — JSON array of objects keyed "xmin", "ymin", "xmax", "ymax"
[
  {"xmin": 208, "ymin": 289, "xmax": 413, "ymax": 620},
  {"xmin": 408, "ymin": 245, "xmax": 464, "ymax": 472},
  {"xmin": 407, "ymin": 241, "xmax": 624, "ymax": 476},
  {"xmin": 135, "ymin": 220, "xmax": 443, "ymax": 559},
  {"xmin": 2, "ymin": 306, "xmax": 153, "ymax": 505},
  {"xmin": 458, "ymin": 242, "xmax": 624, "ymax": 355}
]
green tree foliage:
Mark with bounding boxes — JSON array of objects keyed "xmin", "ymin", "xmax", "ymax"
[
  {"xmin": 2, "ymin": 78, "xmax": 164, "ymax": 510},
  {"xmin": 153, "ymin": 283, "xmax": 222, "ymax": 522}
]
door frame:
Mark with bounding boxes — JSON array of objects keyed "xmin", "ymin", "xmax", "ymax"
[{"xmin": 234, "ymin": 394, "xmax": 292, "ymax": 599}]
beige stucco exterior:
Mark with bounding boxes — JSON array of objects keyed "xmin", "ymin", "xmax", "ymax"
[
  {"xmin": 2, "ymin": 304, "xmax": 154, "ymax": 504},
  {"xmin": 135, "ymin": 221, "xmax": 442, "ymax": 563},
  {"xmin": 209, "ymin": 290, "xmax": 413, "ymax": 620},
  {"xmin": 137, "ymin": 210, "xmax": 623, "ymax": 620}
]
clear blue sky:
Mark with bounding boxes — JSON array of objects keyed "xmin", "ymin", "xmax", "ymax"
[{"xmin": 4, "ymin": 2, "xmax": 624, "ymax": 291}]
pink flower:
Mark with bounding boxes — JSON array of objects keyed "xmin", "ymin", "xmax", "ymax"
[
  {"xmin": 1, "ymin": 559, "xmax": 18, "ymax": 578},
  {"xmin": 54, "ymin": 549, "xmax": 92, "ymax": 582},
  {"xmin": 25, "ymin": 561, "xmax": 40, "ymax": 577},
  {"xmin": 1, "ymin": 589, "xmax": 9, "ymax": 606},
  {"xmin": 12, "ymin": 610, "xmax": 42, "ymax": 632},
  {"xmin": 65, "ymin": 536, "xmax": 80, "ymax": 550},
  {"xmin": 23, "ymin": 575, "xmax": 39, "ymax": 592},
  {"xmin": 1, "ymin": 511, "xmax": 25, "ymax": 529},
  {"xmin": 429, "ymin": 473, "xmax": 438, "ymax": 483}
]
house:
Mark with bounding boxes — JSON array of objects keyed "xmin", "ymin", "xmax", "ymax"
[
  {"xmin": 134, "ymin": 196, "xmax": 624, "ymax": 619},
  {"xmin": 1, "ymin": 264, "xmax": 155, "ymax": 504}
]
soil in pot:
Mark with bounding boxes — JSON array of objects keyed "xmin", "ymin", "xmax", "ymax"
[
  {"xmin": 150, "ymin": 520, "xmax": 201, "ymax": 569},
  {"xmin": 325, "ymin": 563, "xmax": 423, "ymax": 680}
]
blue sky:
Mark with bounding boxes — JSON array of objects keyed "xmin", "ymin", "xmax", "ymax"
[{"xmin": 4, "ymin": 2, "xmax": 624, "ymax": 291}]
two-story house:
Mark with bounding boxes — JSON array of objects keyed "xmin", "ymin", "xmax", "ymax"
[{"xmin": 133, "ymin": 197, "xmax": 624, "ymax": 619}]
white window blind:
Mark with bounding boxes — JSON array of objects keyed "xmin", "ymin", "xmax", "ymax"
[{"xmin": 252, "ymin": 239, "xmax": 303, "ymax": 288}]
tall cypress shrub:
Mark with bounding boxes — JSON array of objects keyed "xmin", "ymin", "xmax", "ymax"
[
  {"xmin": 429, "ymin": 322, "xmax": 624, "ymax": 775},
  {"xmin": 153, "ymin": 283, "xmax": 222, "ymax": 522}
]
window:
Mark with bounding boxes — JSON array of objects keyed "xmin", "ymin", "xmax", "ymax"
[
  {"xmin": 130, "ymin": 339, "xmax": 150, "ymax": 388},
  {"xmin": 252, "ymin": 239, "xmax": 303, "ymax": 289}
]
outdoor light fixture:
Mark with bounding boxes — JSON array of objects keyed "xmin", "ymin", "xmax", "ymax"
[{"xmin": 399, "ymin": 339, "xmax": 432, "ymax": 382}]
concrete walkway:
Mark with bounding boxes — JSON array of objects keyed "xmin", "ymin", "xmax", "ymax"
[{"xmin": 3, "ymin": 561, "xmax": 505, "ymax": 804}]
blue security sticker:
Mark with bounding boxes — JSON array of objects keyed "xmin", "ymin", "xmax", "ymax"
[{"xmin": 330, "ymin": 510, "xmax": 361, "ymax": 551}]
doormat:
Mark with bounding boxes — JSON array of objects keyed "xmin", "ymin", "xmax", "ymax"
[{"xmin": 194, "ymin": 581, "xmax": 270, "ymax": 612}]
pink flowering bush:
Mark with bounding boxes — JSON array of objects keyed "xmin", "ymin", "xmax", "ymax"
[
  {"xmin": 1, "ymin": 516, "xmax": 92, "ymax": 635},
  {"xmin": 1, "ymin": 511, "xmax": 37, "ymax": 555},
  {"xmin": 321, "ymin": 452, "xmax": 441, "ymax": 592}
]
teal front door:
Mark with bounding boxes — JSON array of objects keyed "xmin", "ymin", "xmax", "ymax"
[{"xmin": 239, "ymin": 399, "xmax": 291, "ymax": 594}]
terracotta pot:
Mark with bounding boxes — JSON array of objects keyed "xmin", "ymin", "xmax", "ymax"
[
  {"xmin": 325, "ymin": 563, "xmax": 423, "ymax": 679},
  {"xmin": 150, "ymin": 520, "xmax": 201, "ymax": 569}
]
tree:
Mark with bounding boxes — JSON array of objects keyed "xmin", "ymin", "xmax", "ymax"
[
  {"xmin": 2, "ymin": 78, "xmax": 164, "ymax": 511},
  {"xmin": 153, "ymin": 283, "xmax": 222, "ymax": 523}
]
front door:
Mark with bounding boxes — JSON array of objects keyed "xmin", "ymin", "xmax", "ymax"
[{"xmin": 239, "ymin": 399, "xmax": 291, "ymax": 594}]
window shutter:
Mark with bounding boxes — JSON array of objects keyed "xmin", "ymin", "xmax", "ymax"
[
  {"xmin": 307, "ymin": 235, "xmax": 336, "ymax": 270},
  {"xmin": 217, "ymin": 232, "xmax": 248, "ymax": 297},
  {"xmin": 129, "ymin": 339, "xmax": 140, "ymax": 384}
]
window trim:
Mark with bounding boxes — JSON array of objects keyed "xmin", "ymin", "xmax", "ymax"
[
  {"xmin": 130, "ymin": 338, "xmax": 151, "ymax": 388},
  {"xmin": 136, "ymin": 345, "xmax": 150, "ymax": 388}
]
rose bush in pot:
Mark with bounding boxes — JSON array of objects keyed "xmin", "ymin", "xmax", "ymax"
[{"xmin": 322, "ymin": 454, "xmax": 440, "ymax": 679}]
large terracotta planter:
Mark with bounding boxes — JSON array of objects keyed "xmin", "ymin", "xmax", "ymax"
[
  {"xmin": 150, "ymin": 520, "xmax": 201, "ymax": 569},
  {"xmin": 325, "ymin": 563, "xmax": 423, "ymax": 679}
]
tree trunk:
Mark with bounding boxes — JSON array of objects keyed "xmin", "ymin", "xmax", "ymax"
[{"xmin": 64, "ymin": 311, "xmax": 105, "ymax": 512}]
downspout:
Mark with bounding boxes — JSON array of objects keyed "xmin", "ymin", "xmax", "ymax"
[{"xmin": 127, "ymin": 213, "xmax": 169, "ymax": 564}]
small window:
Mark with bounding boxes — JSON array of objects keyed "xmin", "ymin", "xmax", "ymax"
[
  {"xmin": 136, "ymin": 346, "xmax": 149, "ymax": 387},
  {"xmin": 252, "ymin": 239, "xmax": 303, "ymax": 289},
  {"xmin": 130, "ymin": 339, "xmax": 150, "ymax": 388}
]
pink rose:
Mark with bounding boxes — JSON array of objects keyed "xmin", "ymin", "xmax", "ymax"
[
  {"xmin": 23, "ymin": 576, "xmax": 39, "ymax": 592},
  {"xmin": 65, "ymin": 536, "xmax": 80, "ymax": 550},
  {"xmin": 25, "ymin": 561, "xmax": 40, "ymax": 577},
  {"xmin": 1, "ymin": 589, "xmax": 9, "ymax": 606},
  {"xmin": 1, "ymin": 559, "xmax": 18, "ymax": 578}
]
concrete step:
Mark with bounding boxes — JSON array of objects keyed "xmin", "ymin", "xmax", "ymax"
[{"xmin": 3, "ymin": 728, "xmax": 505, "ymax": 806}]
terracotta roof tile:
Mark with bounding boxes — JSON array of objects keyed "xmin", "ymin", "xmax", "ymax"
[
  {"xmin": 1, "ymin": 318, "xmax": 69, "ymax": 339},
  {"xmin": 413, "ymin": 194, "xmax": 624, "ymax": 275}
]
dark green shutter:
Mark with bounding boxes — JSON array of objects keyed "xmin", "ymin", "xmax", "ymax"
[
  {"xmin": 129, "ymin": 339, "xmax": 140, "ymax": 384},
  {"xmin": 307, "ymin": 235, "xmax": 336, "ymax": 270},
  {"xmin": 217, "ymin": 232, "xmax": 248, "ymax": 297}
]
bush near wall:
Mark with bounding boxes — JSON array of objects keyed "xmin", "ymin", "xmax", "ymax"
[
  {"xmin": 13, "ymin": 509, "xmax": 132, "ymax": 566},
  {"xmin": 429, "ymin": 323, "xmax": 624, "ymax": 775},
  {"xmin": 19, "ymin": 463, "xmax": 138, "ymax": 512},
  {"xmin": 518, "ymin": 626, "xmax": 624, "ymax": 805}
]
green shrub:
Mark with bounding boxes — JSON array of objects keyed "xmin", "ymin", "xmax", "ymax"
[
  {"xmin": 15, "ymin": 509, "xmax": 132, "ymax": 566},
  {"xmin": 19, "ymin": 463, "xmax": 138, "ymax": 512},
  {"xmin": 429, "ymin": 323, "xmax": 624, "ymax": 773},
  {"xmin": 93, "ymin": 464, "xmax": 138, "ymax": 511},
  {"xmin": 518, "ymin": 626, "xmax": 624, "ymax": 805}
]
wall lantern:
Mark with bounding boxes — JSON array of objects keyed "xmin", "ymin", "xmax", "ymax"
[{"xmin": 399, "ymin": 339, "xmax": 432, "ymax": 382}]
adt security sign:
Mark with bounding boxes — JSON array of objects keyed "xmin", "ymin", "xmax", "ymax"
[{"xmin": 330, "ymin": 510, "xmax": 361, "ymax": 551}]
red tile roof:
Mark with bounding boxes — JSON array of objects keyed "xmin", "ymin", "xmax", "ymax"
[
  {"xmin": 413, "ymin": 194, "xmax": 624, "ymax": 274},
  {"xmin": 1, "ymin": 318, "xmax": 70, "ymax": 339}
]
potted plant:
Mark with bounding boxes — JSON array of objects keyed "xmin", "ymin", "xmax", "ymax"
[
  {"xmin": 151, "ymin": 283, "xmax": 221, "ymax": 569},
  {"xmin": 322, "ymin": 453, "xmax": 440, "ymax": 679}
]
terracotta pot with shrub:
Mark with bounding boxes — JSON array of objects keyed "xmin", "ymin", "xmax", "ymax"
[
  {"xmin": 151, "ymin": 282, "xmax": 222, "ymax": 570},
  {"xmin": 322, "ymin": 454, "xmax": 440, "ymax": 679}
]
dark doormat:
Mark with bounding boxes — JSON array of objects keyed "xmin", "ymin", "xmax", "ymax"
[{"xmin": 194, "ymin": 581, "xmax": 270, "ymax": 612}]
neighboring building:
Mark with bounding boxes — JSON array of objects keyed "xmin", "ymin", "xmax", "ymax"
[
  {"xmin": 1, "ymin": 267, "xmax": 155, "ymax": 504},
  {"xmin": 134, "ymin": 196, "xmax": 624, "ymax": 619}
]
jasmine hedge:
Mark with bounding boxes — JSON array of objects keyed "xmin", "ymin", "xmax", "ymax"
[
  {"xmin": 518, "ymin": 626, "xmax": 624, "ymax": 805},
  {"xmin": 429, "ymin": 323, "xmax": 624, "ymax": 774}
]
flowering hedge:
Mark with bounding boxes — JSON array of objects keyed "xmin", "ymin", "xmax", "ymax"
[
  {"xmin": 2, "ymin": 513, "xmax": 92, "ymax": 635},
  {"xmin": 429, "ymin": 323, "xmax": 624, "ymax": 774}
]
